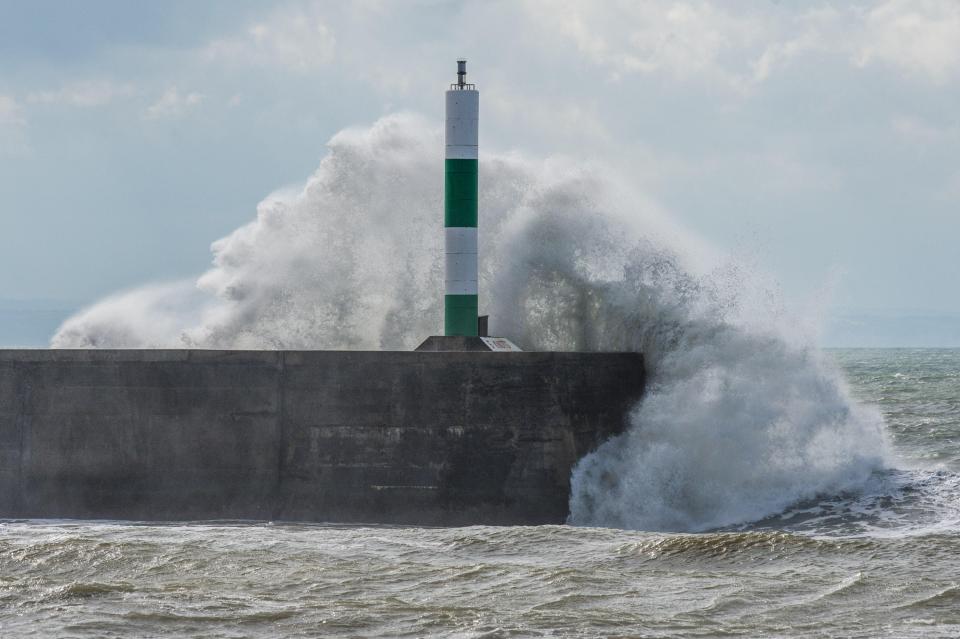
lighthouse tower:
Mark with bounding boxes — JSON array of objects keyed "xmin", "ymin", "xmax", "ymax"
[
  {"xmin": 444, "ymin": 60, "xmax": 479, "ymax": 336},
  {"xmin": 417, "ymin": 61, "xmax": 519, "ymax": 352}
]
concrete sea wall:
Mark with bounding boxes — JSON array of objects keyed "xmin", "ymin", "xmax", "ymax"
[{"xmin": 0, "ymin": 349, "xmax": 644, "ymax": 525}]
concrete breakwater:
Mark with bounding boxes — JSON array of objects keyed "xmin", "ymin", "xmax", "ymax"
[{"xmin": 0, "ymin": 349, "xmax": 644, "ymax": 525}]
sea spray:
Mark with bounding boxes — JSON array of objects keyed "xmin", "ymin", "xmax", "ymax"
[
  {"xmin": 51, "ymin": 114, "xmax": 703, "ymax": 351},
  {"xmin": 569, "ymin": 334, "xmax": 889, "ymax": 531},
  {"xmin": 50, "ymin": 113, "xmax": 890, "ymax": 531}
]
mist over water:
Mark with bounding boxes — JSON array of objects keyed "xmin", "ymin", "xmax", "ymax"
[{"xmin": 51, "ymin": 114, "xmax": 890, "ymax": 532}]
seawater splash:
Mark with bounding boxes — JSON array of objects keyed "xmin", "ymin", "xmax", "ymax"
[
  {"xmin": 569, "ymin": 336, "xmax": 889, "ymax": 531},
  {"xmin": 50, "ymin": 113, "xmax": 890, "ymax": 531},
  {"xmin": 51, "ymin": 113, "xmax": 704, "ymax": 351}
]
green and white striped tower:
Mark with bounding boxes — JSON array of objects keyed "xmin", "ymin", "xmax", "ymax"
[{"xmin": 444, "ymin": 60, "xmax": 479, "ymax": 336}]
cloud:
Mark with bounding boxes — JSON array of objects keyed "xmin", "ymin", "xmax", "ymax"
[
  {"xmin": 523, "ymin": 0, "xmax": 767, "ymax": 88},
  {"xmin": 522, "ymin": 0, "xmax": 960, "ymax": 89},
  {"xmin": 27, "ymin": 81, "xmax": 136, "ymax": 108},
  {"xmin": 748, "ymin": 7, "xmax": 845, "ymax": 83},
  {"xmin": 943, "ymin": 170, "xmax": 960, "ymax": 202},
  {"xmin": 0, "ymin": 95, "xmax": 24, "ymax": 126},
  {"xmin": 856, "ymin": 0, "xmax": 960, "ymax": 83},
  {"xmin": 203, "ymin": 5, "xmax": 335, "ymax": 72},
  {"xmin": 0, "ymin": 95, "xmax": 29, "ymax": 154},
  {"xmin": 891, "ymin": 114, "xmax": 959, "ymax": 145},
  {"xmin": 144, "ymin": 87, "xmax": 204, "ymax": 120},
  {"xmin": 485, "ymin": 88, "xmax": 610, "ymax": 149}
]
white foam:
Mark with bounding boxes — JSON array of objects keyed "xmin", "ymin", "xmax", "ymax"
[
  {"xmin": 50, "ymin": 113, "xmax": 891, "ymax": 532},
  {"xmin": 568, "ymin": 338, "xmax": 890, "ymax": 531}
]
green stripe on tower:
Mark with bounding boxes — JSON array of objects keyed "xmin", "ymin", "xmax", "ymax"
[
  {"xmin": 445, "ymin": 157, "xmax": 478, "ymax": 335},
  {"xmin": 444, "ymin": 159, "xmax": 478, "ymax": 228},
  {"xmin": 444, "ymin": 294, "xmax": 479, "ymax": 336}
]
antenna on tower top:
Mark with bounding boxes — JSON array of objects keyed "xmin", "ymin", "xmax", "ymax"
[{"xmin": 457, "ymin": 60, "xmax": 467, "ymax": 87}]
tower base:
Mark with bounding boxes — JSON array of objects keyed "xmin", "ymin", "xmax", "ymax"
[{"xmin": 415, "ymin": 336, "xmax": 522, "ymax": 352}]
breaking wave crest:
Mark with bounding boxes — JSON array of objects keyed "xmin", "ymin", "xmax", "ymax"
[{"xmin": 50, "ymin": 113, "xmax": 890, "ymax": 531}]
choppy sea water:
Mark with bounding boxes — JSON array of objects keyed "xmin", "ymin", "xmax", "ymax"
[{"xmin": 2, "ymin": 348, "xmax": 958, "ymax": 638}]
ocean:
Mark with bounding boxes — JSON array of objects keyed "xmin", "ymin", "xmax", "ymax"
[{"xmin": 1, "ymin": 347, "xmax": 958, "ymax": 638}]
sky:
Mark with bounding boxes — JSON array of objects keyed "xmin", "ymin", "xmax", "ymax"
[{"xmin": 1, "ymin": 0, "xmax": 958, "ymax": 346}]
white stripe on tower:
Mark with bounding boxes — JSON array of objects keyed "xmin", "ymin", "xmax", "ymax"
[
  {"xmin": 444, "ymin": 228, "xmax": 478, "ymax": 295},
  {"xmin": 445, "ymin": 90, "xmax": 478, "ymax": 160}
]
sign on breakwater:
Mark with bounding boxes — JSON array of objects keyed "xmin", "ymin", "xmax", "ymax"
[{"xmin": 0, "ymin": 349, "xmax": 644, "ymax": 525}]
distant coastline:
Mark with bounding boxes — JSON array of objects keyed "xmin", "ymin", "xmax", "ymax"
[
  {"xmin": 2, "ymin": 298, "xmax": 958, "ymax": 349},
  {"xmin": 0, "ymin": 299, "xmax": 79, "ymax": 348},
  {"xmin": 823, "ymin": 311, "xmax": 960, "ymax": 348}
]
